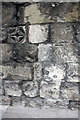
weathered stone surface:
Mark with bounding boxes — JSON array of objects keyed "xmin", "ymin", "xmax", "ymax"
[
  {"xmin": 11, "ymin": 96, "xmax": 24, "ymax": 106},
  {"xmin": 38, "ymin": 44, "xmax": 53, "ymax": 62},
  {"xmin": 60, "ymin": 82, "xmax": 80, "ymax": 100},
  {"xmin": 69, "ymin": 100, "xmax": 80, "ymax": 109},
  {"xmin": 67, "ymin": 63, "xmax": 80, "ymax": 82},
  {"xmin": 52, "ymin": 43, "xmax": 79, "ymax": 63},
  {"xmin": 23, "ymin": 81, "xmax": 38, "ymax": 97},
  {"xmin": 40, "ymin": 81, "xmax": 60, "ymax": 99},
  {"xmin": 51, "ymin": 23, "xmax": 74, "ymax": 43},
  {"xmin": 2, "ymin": 3, "xmax": 17, "ymax": 27},
  {"xmin": 4, "ymin": 80, "xmax": 22, "ymax": 97},
  {"xmin": 0, "ymin": 44, "xmax": 12, "ymax": 63},
  {"xmin": 29, "ymin": 25, "xmax": 48, "ymax": 43},
  {"xmin": 0, "ymin": 95, "xmax": 10, "ymax": 105},
  {"xmin": 18, "ymin": 3, "xmax": 79, "ymax": 24},
  {"xmin": 74, "ymin": 23, "xmax": 80, "ymax": 43},
  {"xmin": 0, "ymin": 63, "xmax": 32, "ymax": 80},
  {"xmin": 1, "ymin": 2, "xmax": 80, "ymax": 108},
  {"xmin": 40, "ymin": 63, "xmax": 66, "ymax": 99},
  {"xmin": 0, "ymin": 28, "xmax": 8, "ymax": 43},
  {"xmin": 33, "ymin": 62, "xmax": 42, "ymax": 81},
  {"xmin": 13, "ymin": 43, "xmax": 38, "ymax": 62},
  {"xmin": 43, "ymin": 63, "xmax": 65, "ymax": 83},
  {"xmin": 8, "ymin": 26, "xmax": 26, "ymax": 43}
]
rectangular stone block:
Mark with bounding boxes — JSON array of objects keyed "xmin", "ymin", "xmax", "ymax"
[
  {"xmin": 7, "ymin": 26, "xmax": 26, "ymax": 43},
  {"xmin": 0, "ymin": 44, "xmax": 12, "ymax": 63},
  {"xmin": 52, "ymin": 43, "xmax": 79, "ymax": 63},
  {"xmin": 60, "ymin": 82, "xmax": 80, "ymax": 100},
  {"xmin": 51, "ymin": 23, "xmax": 74, "ymax": 44},
  {"xmin": 38, "ymin": 44, "xmax": 53, "ymax": 62},
  {"xmin": 13, "ymin": 43, "xmax": 38, "ymax": 63},
  {"xmin": 18, "ymin": 3, "xmax": 79, "ymax": 24},
  {"xmin": 23, "ymin": 81, "xmax": 38, "ymax": 97},
  {"xmin": 29, "ymin": 24, "xmax": 48, "ymax": 43},
  {"xmin": 2, "ymin": 3, "xmax": 17, "ymax": 27},
  {"xmin": 0, "ymin": 63, "xmax": 32, "ymax": 80},
  {"xmin": 40, "ymin": 81, "xmax": 60, "ymax": 99},
  {"xmin": 67, "ymin": 63, "xmax": 80, "ymax": 82},
  {"xmin": 4, "ymin": 80, "xmax": 22, "ymax": 97},
  {"xmin": 40, "ymin": 63, "xmax": 66, "ymax": 99}
]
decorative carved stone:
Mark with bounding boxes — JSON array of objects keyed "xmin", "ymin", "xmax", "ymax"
[{"xmin": 8, "ymin": 26, "xmax": 26, "ymax": 43}]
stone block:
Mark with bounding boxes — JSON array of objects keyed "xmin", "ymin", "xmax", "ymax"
[
  {"xmin": 2, "ymin": 3, "xmax": 17, "ymax": 27},
  {"xmin": 4, "ymin": 80, "xmax": 22, "ymax": 97},
  {"xmin": 13, "ymin": 43, "xmax": 38, "ymax": 62},
  {"xmin": 0, "ymin": 63, "xmax": 32, "ymax": 80},
  {"xmin": 0, "ymin": 95, "xmax": 10, "ymax": 105},
  {"xmin": 18, "ymin": 3, "xmax": 79, "ymax": 24},
  {"xmin": 38, "ymin": 44, "xmax": 53, "ymax": 62},
  {"xmin": 51, "ymin": 23, "xmax": 74, "ymax": 43},
  {"xmin": 60, "ymin": 82, "xmax": 80, "ymax": 100},
  {"xmin": 74, "ymin": 23, "xmax": 80, "ymax": 43},
  {"xmin": 43, "ymin": 63, "xmax": 65, "ymax": 83},
  {"xmin": 0, "ymin": 44, "xmax": 12, "ymax": 63},
  {"xmin": 11, "ymin": 96, "xmax": 24, "ymax": 106},
  {"xmin": 33, "ymin": 62, "xmax": 42, "ymax": 81},
  {"xmin": 7, "ymin": 26, "xmax": 26, "ymax": 43},
  {"xmin": 40, "ymin": 81, "xmax": 60, "ymax": 99},
  {"xmin": 40, "ymin": 63, "xmax": 66, "ymax": 99},
  {"xmin": 52, "ymin": 43, "xmax": 79, "ymax": 63},
  {"xmin": 0, "ymin": 28, "xmax": 8, "ymax": 43},
  {"xmin": 23, "ymin": 81, "xmax": 38, "ymax": 97},
  {"xmin": 67, "ymin": 63, "xmax": 80, "ymax": 82},
  {"xmin": 29, "ymin": 25, "xmax": 48, "ymax": 43}
]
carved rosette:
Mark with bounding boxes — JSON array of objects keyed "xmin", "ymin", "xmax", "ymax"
[{"xmin": 8, "ymin": 26, "xmax": 26, "ymax": 43}]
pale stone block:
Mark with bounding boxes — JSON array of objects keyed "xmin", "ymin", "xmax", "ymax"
[
  {"xmin": 29, "ymin": 25, "xmax": 48, "ymax": 43},
  {"xmin": 38, "ymin": 44, "xmax": 52, "ymax": 61}
]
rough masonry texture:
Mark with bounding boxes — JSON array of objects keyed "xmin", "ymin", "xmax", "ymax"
[{"xmin": 0, "ymin": 2, "xmax": 80, "ymax": 109}]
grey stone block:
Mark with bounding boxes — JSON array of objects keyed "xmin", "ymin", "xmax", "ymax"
[
  {"xmin": 13, "ymin": 43, "xmax": 38, "ymax": 62},
  {"xmin": 51, "ymin": 23, "xmax": 74, "ymax": 43},
  {"xmin": 0, "ymin": 95, "xmax": 10, "ymax": 105},
  {"xmin": 0, "ymin": 44, "xmax": 12, "ymax": 63},
  {"xmin": 4, "ymin": 80, "xmax": 22, "ymax": 97},
  {"xmin": 0, "ymin": 63, "xmax": 32, "ymax": 80},
  {"xmin": 52, "ymin": 43, "xmax": 79, "ymax": 63},
  {"xmin": 23, "ymin": 81, "xmax": 38, "ymax": 97},
  {"xmin": 2, "ymin": 3, "xmax": 17, "ymax": 27},
  {"xmin": 67, "ymin": 63, "xmax": 80, "ymax": 82},
  {"xmin": 60, "ymin": 82, "xmax": 80, "ymax": 100}
]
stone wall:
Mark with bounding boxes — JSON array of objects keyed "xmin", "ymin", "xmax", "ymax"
[{"xmin": 0, "ymin": 2, "xmax": 80, "ymax": 109}]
